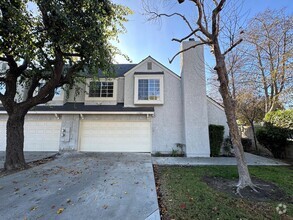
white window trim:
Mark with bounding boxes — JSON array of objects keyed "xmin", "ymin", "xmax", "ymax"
[
  {"xmin": 85, "ymin": 78, "xmax": 117, "ymax": 102},
  {"xmin": 134, "ymin": 75, "xmax": 164, "ymax": 105}
]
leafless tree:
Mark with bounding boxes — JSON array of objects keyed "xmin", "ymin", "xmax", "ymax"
[
  {"xmin": 236, "ymin": 91, "xmax": 265, "ymax": 150},
  {"xmin": 145, "ymin": 0, "xmax": 257, "ymax": 193},
  {"xmin": 243, "ymin": 9, "xmax": 293, "ymax": 113}
]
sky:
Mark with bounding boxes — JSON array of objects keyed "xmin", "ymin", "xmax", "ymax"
[{"xmin": 112, "ymin": 0, "xmax": 293, "ymax": 76}]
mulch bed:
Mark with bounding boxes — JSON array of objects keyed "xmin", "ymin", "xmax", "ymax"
[
  {"xmin": 202, "ymin": 176, "xmax": 292, "ymax": 202},
  {"xmin": 0, "ymin": 153, "xmax": 59, "ymax": 177}
]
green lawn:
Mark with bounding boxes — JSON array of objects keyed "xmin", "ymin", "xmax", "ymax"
[{"xmin": 156, "ymin": 166, "xmax": 293, "ymax": 220}]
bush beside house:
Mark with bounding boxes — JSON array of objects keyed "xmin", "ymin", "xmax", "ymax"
[
  {"xmin": 209, "ymin": 125, "xmax": 224, "ymax": 157},
  {"xmin": 256, "ymin": 126, "xmax": 288, "ymax": 158},
  {"xmin": 256, "ymin": 110, "xmax": 292, "ymax": 159},
  {"xmin": 241, "ymin": 138, "xmax": 253, "ymax": 152}
]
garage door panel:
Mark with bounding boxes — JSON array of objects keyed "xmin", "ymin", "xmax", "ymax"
[
  {"xmin": 24, "ymin": 121, "xmax": 60, "ymax": 151},
  {"xmin": 0, "ymin": 120, "xmax": 60, "ymax": 152},
  {"xmin": 80, "ymin": 121, "xmax": 151, "ymax": 152}
]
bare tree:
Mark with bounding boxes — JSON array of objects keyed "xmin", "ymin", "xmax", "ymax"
[
  {"xmin": 243, "ymin": 9, "xmax": 293, "ymax": 113},
  {"xmin": 236, "ymin": 91, "xmax": 265, "ymax": 150},
  {"xmin": 145, "ymin": 0, "xmax": 257, "ymax": 193}
]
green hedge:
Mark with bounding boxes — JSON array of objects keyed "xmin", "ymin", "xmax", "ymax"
[
  {"xmin": 241, "ymin": 138, "xmax": 252, "ymax": 152},
  {"xmin": 256, "ymin": 126, "xmax": 288, "ymax": 158},
  {"xmin": 209, "ymin": 124, "xmax": 224, "ymax": 157}
]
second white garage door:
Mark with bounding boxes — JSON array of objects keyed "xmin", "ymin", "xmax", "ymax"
[
  {"xmin": 79, "ymin": 121, "xmax": 151, "ymax": 152},
  {"xmin": 0, "ymin": 120, "xmax": 61, "ymax": 151}
]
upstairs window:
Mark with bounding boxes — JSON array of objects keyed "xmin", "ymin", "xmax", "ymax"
[
  {"xmin": 134, "ymin": 75, "xmax": 164, "ymax": 104},
  {"xmin": 138, "ymin": 79, "xmax": 160, "ymax": 101},
  {"xmin": 89, "ymin": 81, "xmax": 114, "ymax": 98}
]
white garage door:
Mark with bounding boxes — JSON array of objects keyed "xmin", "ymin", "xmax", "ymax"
[
  {"xmin": 79, "ymin": 121, "xmax": 151, "ymax": 152},
  {"xmin": 0, "ymin": 120, "xmax": 61, "ymax": 151}
]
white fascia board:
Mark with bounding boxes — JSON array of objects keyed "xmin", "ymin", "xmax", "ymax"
[
  {"xmin": 207, "ymin": 97, "xmax": 224, "ymax": 111},
  {"xmin": 0, "ymin": 111, "xmax": 154, "ymax": 115},
  {"xmin": 124, "ymin": 56, "xmax": 181, "ymax": 80}
]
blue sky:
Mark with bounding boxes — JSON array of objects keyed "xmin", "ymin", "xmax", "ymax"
[{"xmin": 113, "ymin": 0, "xmax": 292, "ymax": 75}]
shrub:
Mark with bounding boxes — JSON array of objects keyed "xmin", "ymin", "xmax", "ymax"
[
  {"xmin": 264, "ymin": 109, "xmax": 293, "ymax": 130},
  {"xmin": 241, "ymin": 138, "xmax": 252, "ymax": 152},
  {"xmin": 222, "ymin": 137, "xmax": 233, "ymax": 156},
  {"xmin": 256, "ymin": 126, "xmax": 288, "ymax": 158},
  {"xmin": 209, "ymin": 124, "xmax": 224, "ymax": 157},
  {"xmin": 264, "ymin": 110, "xmax": 293, "ymax": 139}
]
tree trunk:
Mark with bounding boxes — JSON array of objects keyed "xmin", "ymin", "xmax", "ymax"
[
  {"xmin": 4, "ymin": 113, "xmax": 27, "ymax": 170},
  {"xmin": 214, "ymin": 45, "xmax": 254, "ymax": 190},
  {"xmin": 250, "ymin": 121, "xmax": 258, "ymax": 151}
]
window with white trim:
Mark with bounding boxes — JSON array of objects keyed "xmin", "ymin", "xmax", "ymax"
[
  {"xmin": 89, "ymin": 81, "xmax": 114, "ymax": 98},
  {"xmin": 138, "ymin": 79, "xmax": 160, "ymax": 101},
  {"xmin": 134, "ymin": 75, "xmax": 164, "ymax": 104}
]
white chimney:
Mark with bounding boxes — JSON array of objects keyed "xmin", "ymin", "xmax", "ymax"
[{"xmin": 181, "ymin": 39, "xmax": 210, "ymax": 157}]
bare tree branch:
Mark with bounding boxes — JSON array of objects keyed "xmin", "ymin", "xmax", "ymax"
[
  {"xmin": 211, "ymin": 0, "xmax": 226, "ymax": 37},
  {"xmin": 191, "ymin": 0, "xmax": 212, "ymax": 38},
  {"xmin": 201, "ymin": 0, "xmax": 209, "ymax": 31},
  {"xmin": 172, "ymin": 28, "xmax": 200, "ymax": 42},
  {"xmin": 168, "ymin": 42, "xmax": 206, "ymax": 63},
  {"xmin": 223, "ymin": 39, "xmax": 243, "ymax": 56},
  {"xmin": 147, "ymin": 11, "xmax": 196, "ymax": 35}
]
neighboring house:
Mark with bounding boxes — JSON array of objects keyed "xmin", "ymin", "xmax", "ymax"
[{"xmin": 0, "ymin": 40, "xmax": 229, "ymax": 157}]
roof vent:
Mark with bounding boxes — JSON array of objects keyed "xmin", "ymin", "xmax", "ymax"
[{"xmin": 189, "ymin": 38, "xmax": 195, "ymax": 41}]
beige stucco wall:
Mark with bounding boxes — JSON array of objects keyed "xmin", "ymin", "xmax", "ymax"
[
  {"xmin": 207, "ymin": 98, "xmax": 229, "ymax": 137},
  {"xmin": 117, "ymin": 78, "xmax": 124, "ymax": 103},
  {"xmin": 66, "ymin": 82, "xmax": 86, "ymax": 103},
  {"xmin": 152, "ymin": 71, "xmax": 184, "ymax": 153}
]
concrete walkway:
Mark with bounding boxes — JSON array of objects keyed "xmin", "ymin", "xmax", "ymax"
[
  {"xmin": 0, "ymin": 152, "xmax": 160, "ymax": 220},
  {"xmin": 152, "ymin": 152, "xmax": 289, "ymax": 166}
]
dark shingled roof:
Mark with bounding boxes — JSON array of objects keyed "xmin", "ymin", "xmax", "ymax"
[
  {"xmin": 13, "ymin": 103, "xmax": 154, "ymax": 113},
  {"xmin": 77, "ymin": 64, "xmax": 137, "ymax": 78},
  {"xmin": 87, "ymin": 64, "xmax": 137, "ymax": 78},
  {"xmin": 113, "ymin": 64, "xmax": 137, "ymax": 77}
]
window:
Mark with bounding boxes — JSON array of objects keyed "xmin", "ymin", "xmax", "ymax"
[
  {"xmin": 89, "ymin": 81, "xmax": 114, "ymax": 98},
  {"xmin": 138, "ymin": 79, "xmax": 160, "ymax": 101},
  {"xmin": 134, "ymin": 75, "xmax": 164, "ymax": 104}
]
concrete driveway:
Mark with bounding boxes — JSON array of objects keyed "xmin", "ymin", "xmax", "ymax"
[{"xmin": 0, "ymin": 152, "xmax": 160, "ymax": 220}]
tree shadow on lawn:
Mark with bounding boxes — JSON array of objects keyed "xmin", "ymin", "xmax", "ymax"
[{"xmin": 202, "ymin": 176, "xmax": 292, "ymax": 202}]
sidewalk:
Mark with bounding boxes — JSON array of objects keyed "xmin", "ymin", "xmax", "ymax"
[{"xmin": 152, "ymin": 152, "xmax": 289, "ymax": 166}]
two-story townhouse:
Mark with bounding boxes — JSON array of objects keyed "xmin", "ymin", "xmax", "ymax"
[{"xmin": 0, "ymin": 40, "xmax": 229, "ymax": 156}]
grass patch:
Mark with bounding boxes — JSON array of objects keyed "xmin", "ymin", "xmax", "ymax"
[{"xmin": 156, "ymin": 166, "xmax": 292, "ymax": 219}]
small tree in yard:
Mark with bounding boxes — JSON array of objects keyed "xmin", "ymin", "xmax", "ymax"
[
  {"xmin": 236, "ymin": 91, "xmax": 265, "ymax": 150},
  {"xmin": 146, "ymin": 0, "xmax": 257, "ymax": 193},
  {"xmin": 0, "ymin": 0, "xmax": 131, "ymax": 170}
]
